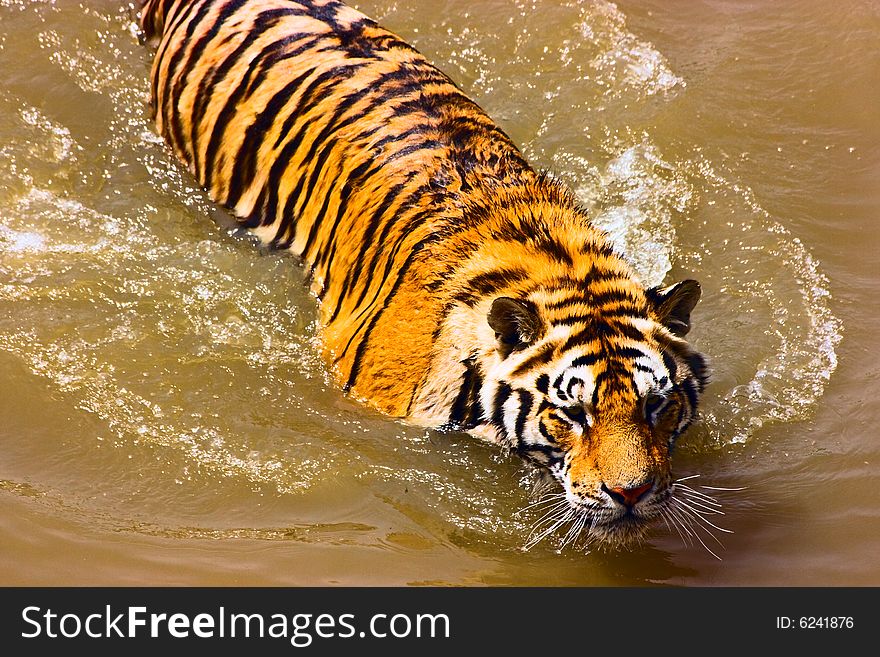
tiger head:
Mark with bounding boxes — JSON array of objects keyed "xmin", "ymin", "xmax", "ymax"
[{"xmin": 480, "ymin": 278, "xmax": 708, "ymax": 548}]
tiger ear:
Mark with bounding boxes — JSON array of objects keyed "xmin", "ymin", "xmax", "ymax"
[
  {"xmin": 487, "ymin": 297, "xmax": 543, "ymax": 356},
  {"xmin": 645, "ymin": 280, "xmax": 701, "ymax": 337}
]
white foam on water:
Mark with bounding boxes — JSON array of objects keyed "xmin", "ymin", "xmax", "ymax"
[
  {"xmin": 694, "ymin": 161, "xmax": 843, "ymax": 443},
  {"xmin": 574, "ymin": 142, "xmax": 691, "ymax": 288},
  {"xmin": 581, "ymin": 1, "xmax": 685, "ymax": 99},
  {"xmin": 0, "ymin": 186, "xmax": 327, "ymax": 495},
  {"xmin": 0, "ymin": 331, "xmax": 303, "ymax": 493},
  {"xmin": 0, "ymin": 225, "xmax": 45, "ymax": 252},
  {"xmin": 18, "ymin": 105, "xmax": 78, "ymax": 163}
]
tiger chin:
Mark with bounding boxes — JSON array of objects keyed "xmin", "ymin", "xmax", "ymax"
[{"xmin": 138, "ymin": 0, "xmax": 710, "ymax": 551}]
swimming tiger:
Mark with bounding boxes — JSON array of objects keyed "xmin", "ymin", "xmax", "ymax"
[{"xmin": 137, "ymin": 0, "xmax": 710, "ymax": 549}]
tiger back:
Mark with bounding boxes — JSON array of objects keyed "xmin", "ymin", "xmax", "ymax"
[{"xmin": 139, "ymin": 0, "xmax": 710, "ymax": 548}]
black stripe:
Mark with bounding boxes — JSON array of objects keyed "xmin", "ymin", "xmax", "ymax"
[
  {"xmin": 561, "ymin": 321, "xmax": 646, "ymax": 352},
  {"xmin": 307, "ymin": 133, "xmax": 435, "ymax": 285},
  {"xmin": 335, "ymin": 203, "xmax": 436, "ymax": 373},
  {"xmin": 534, "ymin": 235, "xmax": 574, "ymax": 266},
  {"xmin": 514, "ymin": 389, "xmax": 533, "ymax": 441},
  {"xmin": 206, "ymin": 65, "xmax": 314, "ymax": 200},
  {"xmin": 614, "ymin": 321, "xmax": 646, "ymax": 342},
  {"xmin": 588, "ymin": 287, "xmax": 646, "ymax": 308},
  {"xmin": 381, "ymin": 138, "xmax": 444, "ymax": 165},
  {"xmin": 537, "ymin": 419, "xmax": 556, "ymax": 444},
  {"xmin": 552, "ymin": 372, "xmax": 567, "ymax": 401},
  {"xmin": 279, "ymin": 136, "xmax": 341, "ymax": 252},
  {"xmin": 269, "ymin": 62, "xmax": 369, "ymax": 154},
  {"xmin": 558, "ymin": 323, "xmax": 604, "ymax": 350},
  {"xmin": 442, "ymin": 114, "xmax": 510, "ymax": 142},
  {"xmin": 390, "ymin": 88, "xmax": 482, "ymax": 122},
  {"xmin": 553, "ymin": 304, "xmax": 645, "ymax": 325},
  {"xmin": 311, "ymin": 177, "xmax": 355, "ymax": 297},
  {"xmin": 679, "ymin": 377, "xmax": 699, "ymax": 415},
  {"xmin": 661, "ymin": 350, "xmax": 679, "ymax": 382},
  {"xmin": 188, "ymin": 8, "xmax": 296, "ymax": 180},
  {"xmin": 446, "ymin": 357, "xmax": 484, "ymax": 430},
  {"xmin": 591, "ymin": 364, "xmax": 637, "ymax": 405},
  {"xmin": 565, "ymin": 377, "xmax": 581, "ymax": 401},
  {"xmin": 491, "ymin": 382, "xmax": 513, "ymax": 442},
  {"xmin": 518, "ymin": 442, "xmax": 562, "ymax": 463},
  {"xmin": 535, "ymin": 373, "xmax": 550, "ymax": 395},
  {"xmin": 341, "ymin": 232, "xmax": 441, "ymax": 391},
  {"xmin": 687, "ymin": 351, "xmax": 710, "ymax": 390},
  {"xmin": 544, "ymin": 352, "xmax": 606, "ymax": 401},
  {"xmin": 222, "ymin": 38, "xmax": 321, "ymax": 205},
  {"xmin": 324, "ymin": 180, "xmax": 406, "ymax": 324},
  {"xmin": 250, "ymin": 63, "xmax": 366, "ymax": 233},
  {"xmin": 296, "ymin": 164, "xmax": 338, "ymax": 254},
  {"xmin": 330, "ymin": 65, "xmax": 452, "ymax": 128},
  {"xmin": 369, "ymin": 124, "xmax": 434, "ymax": 153},
  {"xmin": 362, "ymin": 34, "xmax": 418, "ymax": 55},
  {"xmin": 539, "ymin": 295, "xmax": 580, "ymax": 311},
  {"xmin": 313, "ymin": 157, "xmax": 384, "ymax": 299},
  {"xmin": 335, "ymin": 178, "xmax": 433, "ymax": 317},
  {"xmin": 580, "ymin": 240, "xmax": 618, "ymax": 258},
  {"xmin": 166, "ymin": 0, "xmax": 248, "ymax": 159},
  {"xmin": 542, "ymin": 280, "xmax": 642, "ymax": 313},
  {"xmin": 634, "ymin": 362, "xmax": 655, "ymax": 375},
  {"xmin": 610, "ymin": 346, "xmax": 650, "ymax": 361},
  {"xmin": 309, "ymin": 0, "xmax": 341, "ymax": 27},
  {"xmin": 151, "ymin": 0, "xmax": 208, "ymax": 119},
  {"xmin": 265, "ymin": 61, "xmax": 440, "ymax": 156},
  {"xmin": 242, "ymin": 32, "xmax": 322, "ymax": 97},
  {"xmin": 673, "ymin": 398, "xmax": 687, "ymax": 442},
  {"xmin": 569, "ymin": 353, "xmax": 601, "ymax": 369},
  {"xmin": 453, "ymin": 267, "xmax": 530, "ymax": 306}
]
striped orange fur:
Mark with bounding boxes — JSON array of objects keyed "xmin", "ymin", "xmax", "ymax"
[{"xmin": 139, "ymin": 0, "xmax": 709, "ymax": 548}]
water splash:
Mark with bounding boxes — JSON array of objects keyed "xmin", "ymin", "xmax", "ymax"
[
  {"xmin": 693, "ymin": 160, "xmax": 843, "ymax": 443},
  {"xmin": 580, "ymin": 0, "xmax": 685, "ymax": 100},
  {"xmin": 574, "ymin": 142, "xmax": 692, "ymax": 287}
]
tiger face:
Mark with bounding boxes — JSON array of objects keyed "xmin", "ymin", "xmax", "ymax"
[{"xmin": 481, "ymin": 280, "xmax": 707, "ymax": 547}]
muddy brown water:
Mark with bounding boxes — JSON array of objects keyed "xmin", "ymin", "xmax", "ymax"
[{"xmin": 0, "ymin": 0, "xmax": 878, "ymax": 586}]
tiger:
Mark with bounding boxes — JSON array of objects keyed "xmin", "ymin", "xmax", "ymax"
[{"xmin": 137, "ymin": 0, "xmax": 710, "ymax": 549}]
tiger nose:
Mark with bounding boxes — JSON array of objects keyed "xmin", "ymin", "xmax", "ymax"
[{"xmin": 603, "ymin": 481, "xmax": 653, "ymax": 508}]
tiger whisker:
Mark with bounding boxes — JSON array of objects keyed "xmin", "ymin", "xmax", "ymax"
[
  {"xmin": 575, "ymin": 514, "xmax": 596, "ymax": 551},
  {"xmin": 675, "ymin": 476, "xmax": 745, "ymax": 499},
  {"xmin": 559, "ymin": 511, "xmax": 588, "ymax": 550},
  {"xmin": 528, "ymin": 500, "xmax": 571, "ymax": 529},
  {"xmin": 674, "ymin": 498, "xmax": 734, "ymax": 535},
  {"xmin": 515, "ymin": 492, "xmax": 567, "ymax": 516},
  {"xmin": 669, "ymin": 503, "xmax": 722, "ymax": 560},
  {"xmin": 526, "ymin": 504, "xmax": 571, "ymax": 536},
  {"xmin": 672, "ymin": 498, "xmax": 726, "ymax": 543},
  {"xmin": 677, "ymin": 493, "xmax": 723, "ymax": 512},
  {"xmin": 676, "ymin": 492, "xmax": 726, "ymax": 516},
  {"xmin": 662, "ymin": 508, "xmax": 689, "ymax": 548},
  {"xmin": 674, "ymin": 482, "xmax": 724, "ymax": 504},
  {"xmin": 665, "ymin": 505, "xmax": 696, "ymax": 548},
  {"xmin": 524, "ymin": 508, "xmax": 577, "ymax": 550}
]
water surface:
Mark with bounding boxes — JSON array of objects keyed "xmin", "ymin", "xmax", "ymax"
[{"xmin": 0, "ymin": 0, "xmax": 877, "ymax": 585}]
